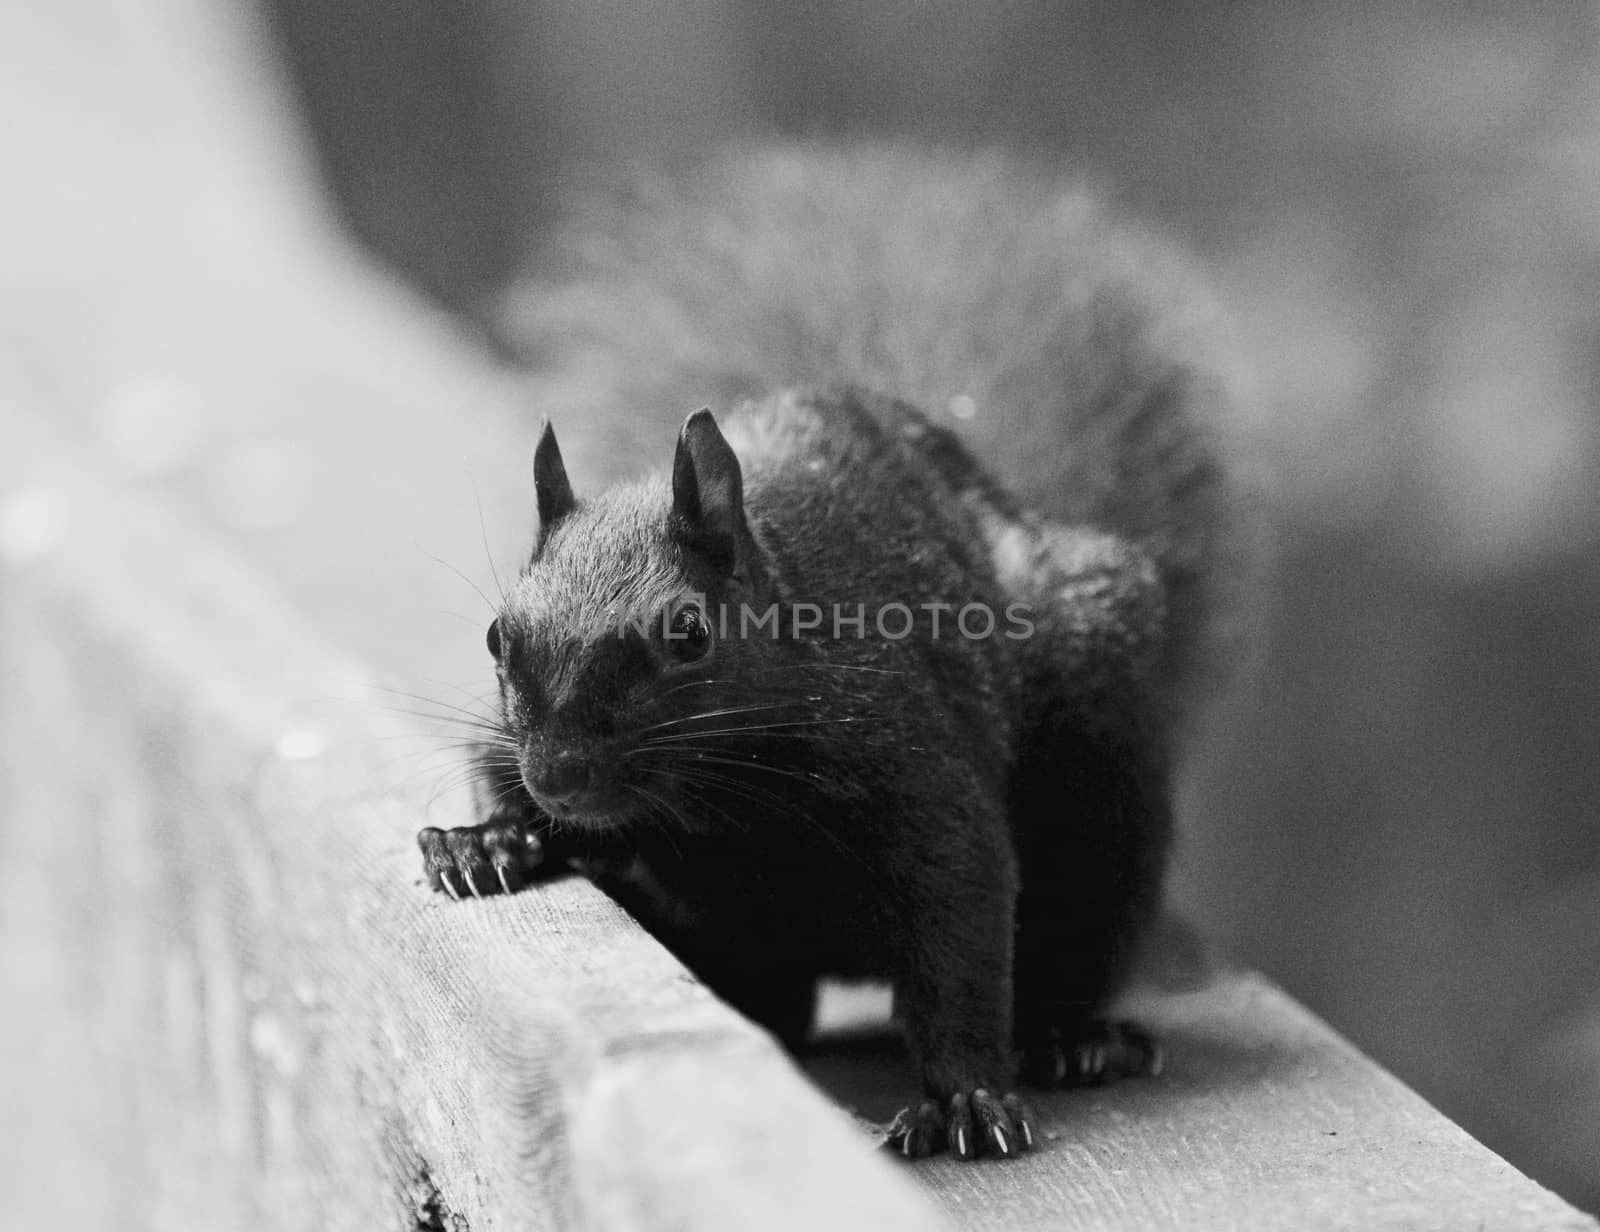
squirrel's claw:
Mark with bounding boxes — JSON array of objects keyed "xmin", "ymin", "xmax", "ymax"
[
  {"xmin": 1022, "ymin": 1019, "xmax": 1163, "ymax": 1089},
  {"xmin": 971, "ymin": 1088, "xmax": 1031, "ymax": 1158},
  {"xmin": 947, "ymin": 1093, "xmax": 975, "ymax": 1160},
  {"xmin": 418, "ymin": 818, "xmax": 548, "ymax": 900},
  {"xmin": 885, "ymin": 1089, "xmax": 1035, "ymax": 1162},
  {"xmin": 1003, "ymin": 1093, "xmax": 1034, "ymax": 1149},
  {"xmin": 885, "ymin": 1098, "xmax": 945, "ymax": 1159}
]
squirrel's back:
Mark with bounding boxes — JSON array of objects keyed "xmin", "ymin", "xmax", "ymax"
[{"xmin": 499, "ymin": 143, "xmax": 1260, "ymax": 713}]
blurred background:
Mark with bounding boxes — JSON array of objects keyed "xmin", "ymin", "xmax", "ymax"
[{"xmin": 6, "ymin": 0, "xmax": 1599, "ymax": 1215}]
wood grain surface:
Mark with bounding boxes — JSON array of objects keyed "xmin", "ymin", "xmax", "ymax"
[{"xmin": 810, "ymin": 970, "xmax": 1598, "ymax": 1229}]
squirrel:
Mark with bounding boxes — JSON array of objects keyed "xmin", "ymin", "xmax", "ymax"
[{"xmin": 417, "ymin": 144, "xmax": 1256, "ymax": 1161}]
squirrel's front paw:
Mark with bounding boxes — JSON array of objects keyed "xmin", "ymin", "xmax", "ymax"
[
  {"xmin": 417, "ymin": 815, "xmax": 546, "ymax": 899},
  {"xmin": 885, "ymin": 1089, "xmax": 1035, "ymax": 1161}
]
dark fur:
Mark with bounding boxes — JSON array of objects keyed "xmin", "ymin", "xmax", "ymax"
[
  {"xmin": 421, "ymin": 146, "xmax": 1252, "ymax": 1160},
  {"xmin": 498, "ymin": 142, "xmax": 1259, "ymax": 718}
]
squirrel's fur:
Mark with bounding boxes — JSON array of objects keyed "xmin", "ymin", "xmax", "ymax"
[
  {"xmin": 419, "ymin": 144, "xmax": 1258, "ymax": 1161},
  {"xmin": 501, "ymin": 142, "xmax": 1257, "ymax": 715}
]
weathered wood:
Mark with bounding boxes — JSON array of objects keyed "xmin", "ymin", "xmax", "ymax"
[
  {"xmin": 810, "ymin": 972, "xmax": 1600, "ymax": 1229},
  {"xmin": 0, "ymin": 413, "xmax": 941, "ymax": 1230}
]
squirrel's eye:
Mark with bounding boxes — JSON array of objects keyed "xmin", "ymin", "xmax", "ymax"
[
  {"xmin": 666, "ymin": 604, "xmax": 711, "ymax": 662},
  {"xmin": 486, "ymin": 617, "xmax": 503, "ymax": 661}
]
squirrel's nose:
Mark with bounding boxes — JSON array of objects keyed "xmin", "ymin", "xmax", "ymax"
[{"xmin": 530, "ymin": 755, "xmax": 593, "ymax": 803}]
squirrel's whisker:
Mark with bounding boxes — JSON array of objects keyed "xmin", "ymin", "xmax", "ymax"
[
  {"xmin": 637, "ymin": 716, "xmax": 870, "ymax": 744},
  {"xmin": 625, "ymin": 783, "xmax": 688, "ymax": 860},
  {"xmin": 634, "ymin": 700, "xmax": 809, "ymax": 734},
  {"xmin": 647, "ymin": 759, "xmax": 870, "ymax": 871},
  {"xmin": 649, "ymin": 674, "xmax": 723, "ymax": 703},
  {"xmin": 472, "ymin": 482, "xmax": 512, "ymax": 610},
  {"xmin": 418, "ymin": 547, "xmax": 500, "ymax": 616},
  {"xmin": 364, "ymin": 685, "xmax": 501, "ymax": 723}
]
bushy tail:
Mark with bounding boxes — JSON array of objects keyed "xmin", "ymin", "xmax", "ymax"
[{"xmin": 497, "ymin": 142, "xmax": 1263, "ymax": 717}]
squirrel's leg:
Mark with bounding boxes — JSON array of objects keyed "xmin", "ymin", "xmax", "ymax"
[
  {"xmin": 1005, "ymin": 526, "xmax": 1173, "ymax": 1086},
  {"xmin": 1011, "ymin": 729, "xmax": 1170, "ymax": 1085},
  {"xmin": 885, "ymin": 796, "xmax": 1037, "ymax": 1161}
]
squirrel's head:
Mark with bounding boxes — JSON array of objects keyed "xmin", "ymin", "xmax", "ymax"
[{"xmin": 489, "ymin": 409, "xmax": 786, "ymax": 832}]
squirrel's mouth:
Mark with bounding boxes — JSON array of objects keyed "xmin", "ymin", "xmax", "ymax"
[
  {"xmin": 521, "ymin": 746, "xmax": 639, "ymax": 828},
  {"xmin": 533, "ymin": 786, "xmax": 639, "ymax": 828}
]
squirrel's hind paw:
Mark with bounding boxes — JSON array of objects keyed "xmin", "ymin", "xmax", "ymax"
[
  {"xmin": 1021, "ymin": 1019, "xmax": 1163, "ymax": 1088},
  {"xmin": 885, "ymin": 1090, "xmax": 1035, "ymax": 1161},
  {"xmin": 418, "ymin": 817, "xmax": 546, "ymax": 899}
]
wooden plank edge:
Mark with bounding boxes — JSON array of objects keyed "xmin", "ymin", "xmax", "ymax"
[{"xmin": 0, "ymin": 402, "xmax": 943, "ymax": 1230}]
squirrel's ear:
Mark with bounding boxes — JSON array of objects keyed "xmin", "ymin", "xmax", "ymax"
[
  {"xmin": 672, "ymin": 408, "xmax": 747, "ymax": 573},
  {"xmin": 533, "ymin": 418, "xmax": 576, "ymax": 543}
]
